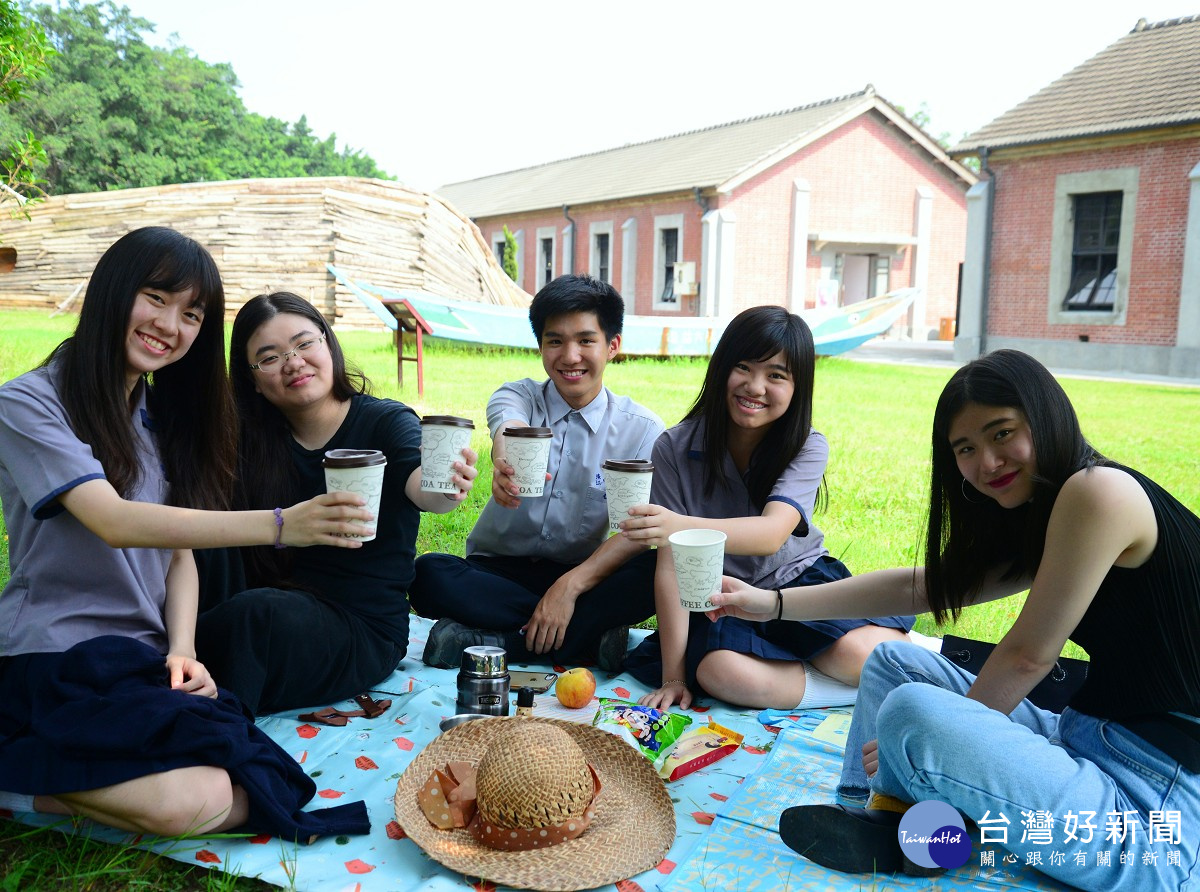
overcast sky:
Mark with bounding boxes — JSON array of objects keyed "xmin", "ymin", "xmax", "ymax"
[{"xmin": 121, "ymin": 0, "xmax": 1197, "ymax": 192}]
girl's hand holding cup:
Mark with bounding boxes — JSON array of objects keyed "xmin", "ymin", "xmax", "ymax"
[
  {"xmin": 282, "ymin": 491, "xmax": 373, "ymax": 547},
  {"xmin": 706, "ymin": 576, "xmax": 777, "ymax": 622}
]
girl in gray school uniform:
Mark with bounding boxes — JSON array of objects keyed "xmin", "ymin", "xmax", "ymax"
[
  {"xmin": 623, "ymin": 305, "xmax": 913, "ymax": 711},
  {"xmin": 0, "ymin": 228, "xmax": 371, "ymax": 840}
]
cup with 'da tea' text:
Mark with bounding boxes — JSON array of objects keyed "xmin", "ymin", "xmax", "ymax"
[
  {"xmin": 419, "ymin": 415, "xmax": 475, "ymax": 494},
  {"xmin": 502, "ymin": 427, "xmax": 552, "ymax": 497}
]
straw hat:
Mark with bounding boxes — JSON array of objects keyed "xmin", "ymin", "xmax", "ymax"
[{"xmin": 395, "ymin": 717, "xmax": 675, "ymax": 891}]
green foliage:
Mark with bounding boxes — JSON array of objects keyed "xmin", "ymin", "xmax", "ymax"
[
  {"xmin": 0, "ymin": 0, "xmax": 51, "ymax": 213},
  {"xmin": 0, "ymin": 1, "xmax": 388, "ymax": 194},
  {"xmin": 501, "ymin": 224, "xmax": 519, "ymax": 282}
]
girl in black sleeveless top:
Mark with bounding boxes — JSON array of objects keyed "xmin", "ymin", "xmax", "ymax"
[{"xmin": 713, "ymin": 349, "xmax": 1200, "ymax": 890}]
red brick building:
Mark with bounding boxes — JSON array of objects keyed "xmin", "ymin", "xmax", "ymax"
[
  {"xmin": 952, "ymin": 15, "xmax": 1200, "ymax": 378},
  {"xmin": 439, "ymin": 87, "xmax": 975, "ymax": 340}
]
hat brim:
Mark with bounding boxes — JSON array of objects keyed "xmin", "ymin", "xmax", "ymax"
[{"xmin": 394, "ymin": 717, "xmax": 676, "ymax": 891}]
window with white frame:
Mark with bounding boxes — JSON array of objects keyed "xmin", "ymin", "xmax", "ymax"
[
  {"xmin": 653, "ymin": 214, "xmax": 683, "ymax": 311},
  {"xmin": 1047, "ymin": 168, "xmax": 1138, "ymax": 326},
  {"xmin": 536, "ymin": 226, "xmax": 557, "ymax": 290},
  {"xmin": 491, "ymin": 233, "xmax": 506, "ymax": 266},
  {"xmin": 1063, "ymin": 192, "xmax": 1121, "ymax": 311},
  {"xmin": 589, "ymin": 221, "xmax": 614, "ymax": 284}
]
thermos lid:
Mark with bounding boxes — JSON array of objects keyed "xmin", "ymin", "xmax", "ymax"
[{"xmin": 461, "ymin": 645, "xmax": 508, "ymax": 677}]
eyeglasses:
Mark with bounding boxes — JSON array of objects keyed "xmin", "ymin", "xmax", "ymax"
[{"xmin": 249, "ymin": 336, "xmax": 326, "ymax": 371}]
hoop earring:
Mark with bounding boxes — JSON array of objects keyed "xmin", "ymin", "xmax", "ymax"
[{"xmin": 960, "ymin": 478, "xmax": 987, "ymax": 504}]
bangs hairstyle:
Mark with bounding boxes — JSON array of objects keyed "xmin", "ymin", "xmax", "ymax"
[
  {"xmin": 924, "ymin": 349, "xmax": 1102, "ymax": 622},
  {"xmin": 528, "ymin": 274, "xmax": 624, "ymax": 344},
  {"xmin": 51, "ymin": 227, "xmax": 234, "ymax": 509},
  {"xmin": 684, "ymin": 305, "xmax": 824, "ymax": 513},
  {"xmin": 230, "ymin": 292, "xmax": 368, "ymax": 585}
]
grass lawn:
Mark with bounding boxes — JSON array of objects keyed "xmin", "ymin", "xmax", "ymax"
[{"xmin": 1, "ymin": 307, "xmax": 1198, "ymax": 888}]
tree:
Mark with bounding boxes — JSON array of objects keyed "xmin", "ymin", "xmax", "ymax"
[
  {"xmin": 0, "ymin": 1, "xmax": 388, "ymax": 194},
  {"xmin": 0, "ymin": 0, "xmax": 52, "ymax": 215},
  {"xmin": 501, "ymin": 225, "xmax": 518, "ymax": 282}
]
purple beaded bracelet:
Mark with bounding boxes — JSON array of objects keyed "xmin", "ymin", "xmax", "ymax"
[{"xmin": 273, "ymin": 507, "xmax": 286, "ymax": 549}]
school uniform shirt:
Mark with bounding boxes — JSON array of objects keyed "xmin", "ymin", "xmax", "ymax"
[
  {"xmin": 466, "ymin": 378, "xmax": 663, "ymax": 566},
  {"xmin": 0, "ymin": 364, "xmax": 172, "ymax": 655},
  {"xmin": 650, "ymin": 417, "xmax": 828, "ymax": 590}
]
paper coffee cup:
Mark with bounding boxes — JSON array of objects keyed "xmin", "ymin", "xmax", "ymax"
[
  {"xmin": 420, "ymin": 415, "xmax": 475, "ymax": 493},
  {"xmin": 668, "ymin": 529, "xmax": 727, "ymax": 612},
  {"xmin": 323, "ymin": 448, "xmax": 386, "ymax": 541},
  {"xmin": 602, "ymin": 459, "xmax": 653, "ymax": 535},
  {"xmin": 502, "ymin": 427, "xmax": 552, "ymax": 497}
]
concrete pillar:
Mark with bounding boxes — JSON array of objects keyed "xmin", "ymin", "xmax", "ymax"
[
  {"xmin": 621, "ymin": 217, "xmax": 637, "ymax": 303},
  {"xmin": 912, "ymin": 186, "xmax": 933, "ymax": 339},
  {"xmin": 788, "ymin": 179, "xmax": 812, "ymax": 313},
  {"xmin": 955, "ymin": 181, "xmax": 989, "ymax": 362},
  {"xmin": 717, "ymin": 211, "xmax": 736, "ymax": 316},
  {"xmin": 1177, "ymin": 161, "xmax": 1200, "ymax": 349},
  {"xmin": 701, "ymin": 209, "xmax": 719, "ymax": 316}
]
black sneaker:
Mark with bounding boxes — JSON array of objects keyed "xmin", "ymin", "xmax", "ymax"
[
  {"xmin": 779, "ymin": 804, "xmax": 947, "ymax": 877},
  {"xmin": 422, "ymin": 619, "xmax": 505, "ymax": 669},
  {"xmin": 596, "ymin": 626, "xmax": 630, "ymax": 673}
]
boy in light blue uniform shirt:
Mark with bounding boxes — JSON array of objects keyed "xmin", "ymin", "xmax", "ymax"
[{"xmin": 410, "ymin": 275, "xmax": 662, "ymax": 670}]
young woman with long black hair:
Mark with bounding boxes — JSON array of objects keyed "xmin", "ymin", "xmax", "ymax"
[
  {"xmin": 0, "ymin": 229, "xmax": 372, "ymax": 839},
  {"xmin": 195, "ymin": 292, "xmax": 476, "ymax": 715},
  {"xmin": 624, "ymin": 305, "xmax": 913, "ymax": 710}
]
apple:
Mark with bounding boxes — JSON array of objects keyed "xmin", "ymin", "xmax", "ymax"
[{"xmin": 555, "ymin": 667, "xmax": 596, "ymax": 709}]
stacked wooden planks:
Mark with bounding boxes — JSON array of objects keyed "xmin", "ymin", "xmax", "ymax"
[{"xmin": 0, "ymin": 177, "xmax": 530, "ymax": 327}]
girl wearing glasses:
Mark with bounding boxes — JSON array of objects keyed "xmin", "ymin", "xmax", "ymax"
[
  {"xmin": 0, "ymin": 229, "xmax": 373, "ymax": 839},
  {"xmin": 194, "ymin": 292, "xmax": 477, "ymax": 715}
]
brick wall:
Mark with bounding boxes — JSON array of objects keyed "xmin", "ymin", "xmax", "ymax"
[
  {"xmin": 988, "ymin": 136, "xmax": 1200, "ymax": 345},
  {"xmin": 724, "ymin": 112, "xmax": 968, "ymax": 325}
]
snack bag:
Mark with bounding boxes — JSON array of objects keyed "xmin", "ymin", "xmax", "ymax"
[
  {"xmin": 659, "ymin": 718, "xmax": 744, "ymax": 782},
  {"xmin": 591, "ymin": 698, "xmax": 691, "ymax": 771}
]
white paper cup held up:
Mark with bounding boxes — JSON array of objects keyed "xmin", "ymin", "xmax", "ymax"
[
  {"xmin": 669, "ymin": 529, "xmax": 727, "ymax": 611},
  {"xmin": 502, "ymin": 427, "xmax": 552, "ymax": 497},
  {"xmin": 419, "ymin": 415, "xmax": 475, "ymax": 493},
  {"xmin": 602, "ymin": 459, "xmax": 653, "ymax": 535},
  {"xmin": 323, "ymin": 448, "xmax": 386, "ymax": 541}
]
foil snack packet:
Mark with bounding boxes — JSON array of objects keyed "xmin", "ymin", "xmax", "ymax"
[{"xmin": 591, "ymin": 697, "xmax": 691, "ymax": 771}]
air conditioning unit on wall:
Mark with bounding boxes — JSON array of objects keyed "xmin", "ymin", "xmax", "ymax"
[{"xmin": 673, "ymin": 261, "xmax": 698, "ymax": 296}]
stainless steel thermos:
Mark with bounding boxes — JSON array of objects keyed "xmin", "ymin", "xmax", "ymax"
[{"xmin": 456, "ymin": 645, "xmax": 511, "ymax": 715}]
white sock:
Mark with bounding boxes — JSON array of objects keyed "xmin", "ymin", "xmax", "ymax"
[
  {"xmin": 907, "ymin": 629, "xmax": 943, "ymax": 652},
  {"xmin": 796, "ymin": 663, "xmax": 859, "ymax": 708},
  {"xmin": 0, "ymin": 790, "xmax": 35, "ymax": 812}
]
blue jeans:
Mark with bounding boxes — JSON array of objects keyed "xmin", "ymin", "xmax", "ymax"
[{"xmin": 839, "ymin": 641, "xmax": 1200, "ymax": 891}]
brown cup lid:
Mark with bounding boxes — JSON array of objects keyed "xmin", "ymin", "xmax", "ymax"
[
  {"xmin": 323, "ymin": 448, "xmax": 387, "ymax": 468},
  {"xmin": 502, "ymin": 426, "xmax": 552, "ymax": 439},
  {"xmin": 422, "ymin": 415, "xmax": 475, "ymax": 429},
  {"xmin": 602, "ymin": 459, "xmax": 654, "ymax": 472}
]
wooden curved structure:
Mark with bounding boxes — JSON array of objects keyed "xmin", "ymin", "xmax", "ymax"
[{"xmin": 0, "ymin": 177, "xmax": 531, "ymax": 326}]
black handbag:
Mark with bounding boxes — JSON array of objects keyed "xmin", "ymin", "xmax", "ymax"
[{"xmin": 940, "ymin": 635, "xmax": 1089, "ymax": 713}]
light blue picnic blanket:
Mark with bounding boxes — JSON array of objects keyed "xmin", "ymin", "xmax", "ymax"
[{"xmin": 3, "ymin": 618, "xmax": 1065, "ymax": 891}]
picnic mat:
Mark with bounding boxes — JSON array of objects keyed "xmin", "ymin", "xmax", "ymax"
[{"xmin": 2, "ymin": 618, "xmax": 1065, "ymax": 891}]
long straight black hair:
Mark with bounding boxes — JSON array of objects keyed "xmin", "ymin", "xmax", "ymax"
[
  {"xmin": 684, "ymin": 305, "xmax": 824, "ymax": 513},
  {"xmin": 924, "ymin": 349, "xmax": 1102, "ymax": 622},
  {"xmin": 229, "ymin": 292, "xmax": 368, "ymax": 582},
  {"xmin": 48, "ymin": 227, "xmax": 234, "ymax": 509}
]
